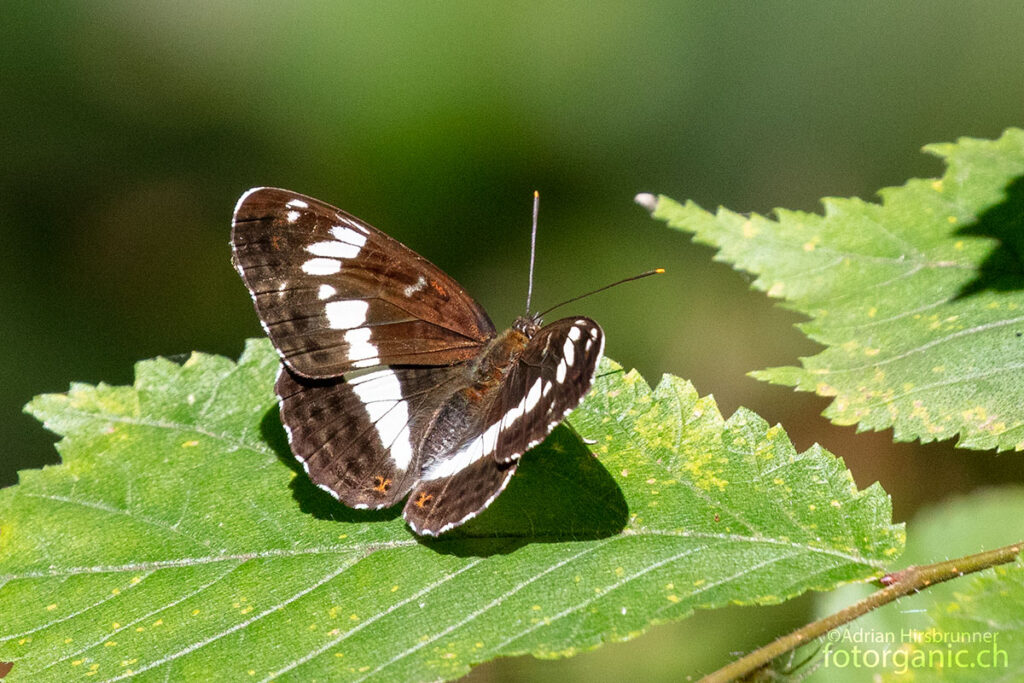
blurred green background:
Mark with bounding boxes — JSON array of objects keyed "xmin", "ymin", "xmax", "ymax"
[{"xmin": 4, "ymin": 1, "xmax": 1024, "ymax": 680}]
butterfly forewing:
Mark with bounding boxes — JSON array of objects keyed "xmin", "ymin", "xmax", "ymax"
[
  {"xmin": 232, "ymin": 187, "xmax": 496, "ymax": 377},
  {"xmin": 487, "ymin": 317, "xmax": 604, "ymax": 464},
  {"xmin": 401, "ymin": 317, "xmax": 604, "ymax": 535}
]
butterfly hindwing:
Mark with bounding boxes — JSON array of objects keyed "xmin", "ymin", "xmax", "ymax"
[
  {"xmin": 232, "ymin": 187, "xmax": 496, "ymax": 377},
  {"xmin": 402, "ymin": 452, "xmax": 518, "ymax": 536},
  {"xmin": 276, "ymin": 363, "xmax": 466, "ymax": 509}
]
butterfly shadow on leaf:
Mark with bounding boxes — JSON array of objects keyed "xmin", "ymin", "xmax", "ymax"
[
  {"xmin": 259, "ymin": 406, "xmax": 402, "ymax": 525},
  {"xmin": 419, "ymin": 424, "xmax": 629, "ymax": 558},
  {"xmin": 259, "ymin": 406, "xmax": 628, "ymax": 553},
  {"xmin": 954, "ymin": 173, "xmax": 1024, "ymax": 299}
]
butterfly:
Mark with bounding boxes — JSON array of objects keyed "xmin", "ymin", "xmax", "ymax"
[{"xmin": 231, "ymin": 187, "xmax": 604, "ymax": 536}]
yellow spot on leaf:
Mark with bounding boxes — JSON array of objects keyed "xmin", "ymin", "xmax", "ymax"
[
  {"xmin": 182, "ymin": 440, "xmax": 199, "ymax": 448},
  {"xmin": 867, "ymin": 307, "xmax": 877, "ymax": 317},
  {"xmin": 192, "ymin": 609, "xmax": 201, "ymax": 616},
  {"xmin": 104, "ymin": 641, "xmax": 117, "ymax": 647},
  {"xmin": 830, "ymin": 500, "xmax": 841, "ymax": 508},
  {"xmin": 111, "ymin": 622, "xmax": 120, "ymax": 629},
  {"xmin": 391, "ymin": 585, "xmax": 399, "ymax": 592},
  {"xmin": 667, "ymin": 594, "xmax": 679, "ymax": 603},
  {"xmin": 742, "ymin": 220, "xmax": 758, "ymax": 238},
  {"xmin": 947, "ymin": 215, "xmax": 957, "ymax": 224},
  {"xmin": 931, "ymin": 180, "xmax": 943, "ymax": 191},
  {"xmin": 767, "ymin": 282, "xmax": 785, "ymax": 298},
  {"xmin": 46, "ymin": 603, "xmax": 57, "ymax": 611},
  {"xmin": 614, "ymin": 567, "xmax": 625, "ymax": 577},
  {"xmin": 864, "ymin": 348, "xmax": 880, "ymax": 356},
  {"xmin": 111, "ymin": 588, "xmax": 120, "ymax": 596},
  {"xmin": 350, "ymin": 614, "xmax": 360, "ymax": 621},
  {"xmin": 152, "ymin": 619, "xmax": 163, "ymax": 627}
]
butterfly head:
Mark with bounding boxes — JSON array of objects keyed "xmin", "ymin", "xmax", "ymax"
[{"xmin": 512, "ymin": 313, "xmax": 543, "ymax": 337}]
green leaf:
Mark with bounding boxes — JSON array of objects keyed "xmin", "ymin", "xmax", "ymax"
[
  {"xmin": 649, "ymin": 128, "xmax": 1024, "ymax": 450},
  {"xmin": 807, "ymin": 488, "xmax": 1024, "ymax": 682},
  {"xmin": 0, "ymin": 341, "xmax": 901, "ymax": 681}
]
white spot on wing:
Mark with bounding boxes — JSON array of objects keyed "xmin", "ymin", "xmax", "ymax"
[
  {"xmin": 568, "ymin": 326, "xmax": 582, "ymax": 342},
  {"xmin": 556, "ymin": 360, "xmax": 568, "ymax": 383},
  {"xmin": 318, "ymin": 284, "xmax": 337, "ymax": 300},
  {"xmin": 286, "ymin": 199, "xmax": 309, "ymax": 209},
  {"xmin": 404, "ymin": 275, "xmax": 428, "ymax": 297},
  {"xmin": 330, "ymin": 225, "xmax": 368, "ymax": 247},
  {"xmin": 349, "ymin": 370, "xmax": 414, "ymax": 470},
  {"xmin": 302, "ymin": 258, "xmax": 341, "ymax": 275},
  {"xmin": 524, "ymin": 377, "xmax": 544, "ymax": 414},
  {"xmin": 325, "ymin": 300, "xmax": 369, "ymax": 329},
  {"xmin": 344, "ymin": 327, "xmax": 377, "ymax": 360},
  {"xmin": 562, "ymin": 336, "xmax": 576, "ymax": 368},
  {"xmin": 334, "ymin": 219, "xmax": 370, "ymax": 236},
  {"xmin": 307, "ymin": 240, "xmax": 360, "ymax": 259},
  {"xmin": 421, "ymin": 435, "xmax": 488, "ymax": 481},
  {"xmin": 287, "ymin": 210, "xmax": 300, "ymax": 223}
]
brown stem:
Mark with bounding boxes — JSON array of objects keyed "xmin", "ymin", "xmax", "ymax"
[{"xmin": 700, "ymin": 542, "xmax": 1023, "ymax": 683}]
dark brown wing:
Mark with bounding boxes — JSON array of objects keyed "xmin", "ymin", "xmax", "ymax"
[
  {"xmin": 232, "ymin": 187, "xmax": 496, "ymax": 377},
  {"xmin": 402, "ymin": 317, "xmax": 604, "ymax": 535},
  {"xmin": 276, "ymin": 364, "xmax": 465, "ymax": 509},
  {"xmin": 487, "ymin": 317, "xmax": 604, "ymax": 463}
]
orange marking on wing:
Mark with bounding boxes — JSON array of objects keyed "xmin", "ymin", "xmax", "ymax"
[
  {"xmin": 270, "ymin": 235, "xmax": 282, "ymax": 251},
  {"xmin": 414, "ymin": 492, "xmax": 434, "ymax": 508},
  {"xmin": 373, "ymin": 476, "xmax": 392, "ymax": 493}
]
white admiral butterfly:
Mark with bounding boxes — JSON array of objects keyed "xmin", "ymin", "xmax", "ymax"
[{"xmin": 232, "ymin": 188, "xmax": 605, "ymax": 536}]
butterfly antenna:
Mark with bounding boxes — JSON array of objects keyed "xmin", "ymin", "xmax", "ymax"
[
  {"xmin": 525, "ymin": 190, "xmax": 540, "ymax": 316},
  {"xmin": 537, "ymin": 268, "xmax": 665, "ymax": 319}
]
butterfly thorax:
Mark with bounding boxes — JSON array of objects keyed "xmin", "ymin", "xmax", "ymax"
[{"xmin": 466, "ymin": 322, "xmax": 533, "ymax": 400}]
